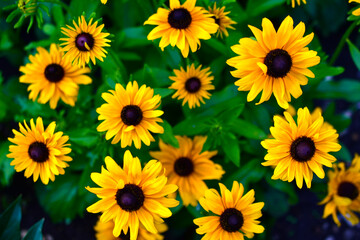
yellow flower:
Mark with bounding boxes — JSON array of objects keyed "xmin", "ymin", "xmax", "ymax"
[
  {"xmin": 19, "ymin": 44, "xmax": 92, "ymax": 109},
  {"xmin": 207, "ymin": 2, "xmax": 236, "ymax": 38},
  {"xmin": 194, "ymin": 181, "xmax": 264, "ymax": 239},
  {"xmin": 60, "ymin": 16, "xmax": 111, "ymax": 67},
  {"xmin": 101, "ymin": 0, "xmax": 107, "ymax": 4},
  {"xmin": 169, "ymin": 64, "xmax": 214, "ymax": 109},
  {"xmin": 227, "ymin": 16, "xmax": 320, "ymax": 109},
  {"xmin": 291, "ymin": 0, "xmax": 307, "ymax": 8},
  {"xmin": 144, "ymin": 0, "xmax": 218, "ymax": 58},
  {"xmin": 7, "ymin": 117, "xmax": 72, "ymax": 185},
  {"xmin": 261, "ymin": 107, "xmax": 341, "ymax": 188},
  {"xmin": 94, "ymin": 218, "xmax": 167, "ymax": 240},
  {"xmin": 350, "ymin": 0, "xmax": 360, "ymax": 16},
  {"xmin": 86, "ymin": 150, "xmax": 178, "ymax": 240},
  {"xmin": 320, "ymin": 155, "xmax": 360, "ymax": 226},
  {"xmin": 150, "ymin": 136, "xmax": 224, "ymax": 206},
  {"xmin": 96, "ymin": 81, "xmax": 164, "ymax": 149}
]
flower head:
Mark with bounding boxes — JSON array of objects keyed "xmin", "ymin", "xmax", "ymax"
[
  {"xmin": 194, "ymin": 181, "xmax": 264, "ymax": 239},
  {"xmin": 7, "ymin": 117, "xmax": 72, "ymax": 184},
  {"xmin": 261, "ymin": 107, "xmax": 341, "ymax": 188},
  {"xmin": 350, "ymin": 0, "xmax": 360, "ymax": 16},
  {"xmin": 227, "ymin": 16, "xmax": 320, "ymax": 109},
  {"xmin": 144, "ymin": 0, "xmax": 218, "ymax": 58},
  {"xmin": 207, "ymin": 2, "xmax": 236, "ymax": 38}
]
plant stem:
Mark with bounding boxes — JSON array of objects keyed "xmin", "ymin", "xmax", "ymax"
[{"xmin": 329, "ymin": 21, "xmax": 358, "ymax": 66}]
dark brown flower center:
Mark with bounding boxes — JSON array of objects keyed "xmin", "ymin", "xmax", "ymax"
[
  {"xmin": 75, "ymin": 33, "xmax": 94, "ymax": 51},
  {"xmin": 185, "ymin": 77, "xmax": 201, "ymax": 93},
  {"xmin": 174, "ymin": 157, "xmax": 194, "ymax": 176},
  {"xmin": 121, "ymin": 105, "xmax": 143, "ymax": 126},
  {"xmin": 116, "ymin": 184, "xmax": 144, "ymax": 212},
  {"xmin": 211, "ymin": 16, "xmax": 220, "ymax": 25},
  {"xmin": 338, "ymin": 181, "xmax": 359, "ymax": 200},
  {"xmin": 264, "ymin": 49, "xmax": 292, "ymax": 78},
  {"xmin": 44, "ymin": 64, "xmax": 65, "ymax": 82},
  {"xmin": 28, "ymin": 142, "xmax": 49, "ymax": 163},
  {"xmin": 168, "ymin": 8, "xmax": 192, "ymax": 29},
  {"xmin": 220, "ymin": 208, "xmax": 244, "ymax": 232},
  {"xmin": 290, "ymin": 136, "xmax": 315, "ymax": 162},
  {"xmin": 119, "ymin": 232, "xmax": 130, "ymax": 240}
]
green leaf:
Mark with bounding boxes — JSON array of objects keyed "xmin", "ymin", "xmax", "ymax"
[
  {"xmin": 24, "ymin": 39, "xmax": 53, "ymax": 51},
  {"xmin": 23, "ymin": 219, "xmax": 44, "ymax": 240},
  {"xmin": 154, "ymin": 88, "xmax": 175, "ymax": 98},
  {"xmin": 173, "ymin": 117, "xmax": 208, "ymax": 136},
  {"xmin": 221, "ymin": 134, "xmax": 241, "ymax": 167},
  {"xmin": 347, "ymin": 39, "xmax": 360, "ymax": 71},
  {"xmin": 14, "ymin": 14, "xmax": 25, "ymax": 29},
  {"xmin": 230, "ymin": 119, "xmax": 267, "ymax": 140},
  {"xmin": 0, "ymin": 142, "xmax": 15, "ymax": 186},
  {"xmin": 6, "ymin": 10, "xmax": 20, "ymax": 23},
  {"xmin": 160, "ymin": 121, "xmax": 179, "ymax": 148},
  {"xmin": 316, "ymin": 79, "xmax": 360, "ymax": 102},
  {"xmin": 266, "ymin": 176, "xmax": 298, "ymax": 204},
  {"xmin": 52, "ymin": 5, "xmax": 65, "ymax": 27},
  {"xmin": 186, "ymin": 204, "xmax": 203, "ymax": 218},
  {"xmin": 67, "ymin": 128, "xmax": 99, "ymax": 147},
  {"xmin": 0, "ymin": 195, "xmax": 21, "ymax": 240}
]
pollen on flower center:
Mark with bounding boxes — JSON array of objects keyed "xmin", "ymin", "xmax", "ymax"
[
  {"xmin": 28, "ymin": 142, "xmax": 49, "ymax": 163},
  {"xmin": 75, "ymin": 33, "xmax": 95, "ymax": 51},
  {"xmin": 185, "ymin": 77, "xmax": 201, "ymax": 93},
  {"xmin": 116, "ymin": 184, "xmax": 145, "ymax": 212},
  {"xmin": 174, "ymin": 157, "xmax": 194, "ymax": 176},
  {"xmin": 264, "ymin": 49, "xmax": 292, "ymax": 78},
  {"xmin": 168, "ymin": 8, "xmax": 192, "ymax": 29},
  {"xmin": 290, "ymin": 136, "xmax": 316, "ymax": 162},
  {"xmin": 120, "ymin": 105, "xmax": 143, "ymax": 126},
  {"xmin": 338, "ymin": 181, "xmax": 359, "ymax": 200},
  {"xmin": 44, "ymin": 64, "xmax": 65, "ymax": 83},
  {"xmin": 220, "ymin": 208, "xmax": 244, "ymax": 232}
]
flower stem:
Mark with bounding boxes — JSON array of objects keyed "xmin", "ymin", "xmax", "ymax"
[{"xmin": 329, "ymin": 21, "xmax": 358, "ymax": 66}]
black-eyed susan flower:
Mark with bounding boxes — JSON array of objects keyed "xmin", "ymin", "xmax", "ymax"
[
  {"xmin": 207, "ymin": 2, "xmax": 237, "ymax": 38},
  {"xmin": 169, "ymin": 64, "xmax": 214, "ymax": 109},
  {"xmin": 96, "ymin": 81, "xmax": 164, "ymax": 149},
  {"xmin": 320, "ymin": 154, "xmax": 360, "ymax": 226},
  {"xmin": 144, "ymin": 0, "xmax": 218, "ymax": 58},
  {"xmin": 227, "ymin": 16, "xmax": 320, "ymax": 109},
  {"xmin": 60, "ymin": 16, "xmax": 111, "ymax": 67},
  {"xmin": 7, "ymin": 117, "xmax": 72, "ymax": 185},
  {"xmin": 19, "ymin": 44, "xmax": 92, "ymax": 109},
  {"xmin": 261, "ymin": 107, "xmax": 341, "ymax": 189},
  {"xmin": 350, "ymin": 0, "xmax": 360, "ymax": 16},
  {"xmin": 86, "ymin": 150, "xmax": 178, "ymax": 239},
  {"xmin": 150, "ymin": 136, "xmax": 224, "ymax": 206},
  {"xmin": 94, "ymin": 218, "xmax": 167, "ymax": 240},
  {"xmin": 291, "ymin": 0, "xmax": 306, "ymax": 8},
  {"xmin": 194, "ymin": 181, "xmax": 264, "ymax": 239}
]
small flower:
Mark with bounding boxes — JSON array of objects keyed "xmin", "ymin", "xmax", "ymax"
[
  {"xmin": 96, "ymin": 81, "xmax": 164, "ymax": 149},
  {"xmin": 227, "ymin": 16, "xmax": 320, "ymax": 109},
  {"xmin": 86, "ymin": 150, "xmax": 178, "ymax": 239},
  {"xmin": 150, "ymin": 136, "xmax": 224, "ymax": 206},
  {"xmin": 207, "ymin": 2, "xmax": 237, "ymax": 38},
  {"xmin": 60, "ymin": 16, "xmax": 111, "ymax": 67},
  {"xmin": 290, "ymin": 0, "xmax": 307, "ymax": 8},
  {"xmin": 194, "ymin": 181, "xmax": 265, "ymax": 239},
  {"xmin": 261, "ymin": 107, "xmax": 341, "ymax": 188},
  {"xmin": 169, "ymin": 64, "xmax": 214, "ymax": 109},
  {"xmin": 144, "ymin": 0, "xmax": 218, "ymax": 58},
  {"xmin": 19, "ymin": 44, "xmax": 92, "ymax": 109},
  {"xmin": 7, "ymin": 117, "xmax": 72, "ymax": 185}
]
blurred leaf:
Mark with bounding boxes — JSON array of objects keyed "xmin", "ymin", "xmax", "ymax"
[
  {"xmin": 0, "ymin": 142, "xmax": 14, "ymax": 186},
  {"xmin": 266, "ymin": 176, "xmax": 298, "ymax": 204},
  {"xmin": 24, "ymin": 39, "xmax": 53, "ymax": 51},
  {"xmin": 230, "ymin": 119, "xmax": 267, "ymax": 140},
  {"xmin": 0, "ymin": 195, "xmax": 21, "ymax": 240},
  {"xmin": 316, "ymin": 79, "xmax": 360, "ymax": 102},
  {"xmin": 154, "ymin": 88, "xmax": 175, "ymax": 98},
  {"xmin": 186, "ymin": 203, "xmax": 202, "ymax": 218},
  {"xmin": 221, "ymin": 134, "xmax": 241, "ymax": 167},
  {"xmin": 52, "ymin": 5, "xmax": 65, "ymax": 27},
  {"xmin": 247, "ymin": 0, "xmax": 285, "ymax": 16},
  {"xmin": 67, "ymin": 128, "xmax": 99, "ymax": 148},
  {"xmin": 173, "ymin": 117, "xmax": 208, "ymax": 136},
  {"xmin": 23, "ymin": 218, "xmax": 44, "ymax": 240},
  {"xmin": 347, "ymin": 39, "xmax": 360, "ymax": 71},
  {"xmin": 160, "ymin": 121, "xmax": 179, "ymax": 148},
  {"xmin": 264, "ymin": 188, "xmax": 289, "ymax": 218}
]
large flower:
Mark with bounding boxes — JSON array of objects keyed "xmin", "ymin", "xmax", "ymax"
[
  {"xmin": 96, "ymin": 81, "xmax": 164, "ymax": 149},
  {"xmin": 150, "ymin": 136, "xmax": 224, "ymax": 206},
  {"xmin": 7, "ymin": 117, "xmax": 72, "ymax": 184},
  {"xmin": 227, "ymin": 16, "xmax": 320, "ymax": 109},
  {"xmin": 261, "ymin": 107, "xmax": 341, "ymax": 188},
  {"xmin": 86, "ymin": 150, "xmax": 178, "ymax": 240},
  {"xmin": 320, "ymin": 154, "xmax": 360, "ymax": 226},
  {"xmin": 19, "ymin": 44, "xmax": 92, "ymax": 109},
  {"xmin": 350, "ymin": 0, "xmax": 360, "ymax": 16},
  {"xmin": 60, "ymin": 16, "xmax": 111, "ymax": 67},
  {"xmin": 169, "ymin": 64, "xmax": 214, "ymax": 109},
  {"xmin": 144, "ymin": 0, "xmax": 218, "ymax": 58},
  {"xmin": 194, "ymin": 181, "xmax": 265, "ymax": 239},
  {"xmin": 207, "ymin": 2, "xmax": 236, "ymax": 38}
]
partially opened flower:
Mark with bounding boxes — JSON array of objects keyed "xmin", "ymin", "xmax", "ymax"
[
  {"xmin": 194, "ymin": 181, "xmax": 264, "ymax": 239},
  {"xmin": 320, "ymin": 154, "xmax": 360, "ymax": 226},
  {"xmin": 291, "ymin": 0, "xmax": 307, "ymax": 8},
  {"xmin": 96, "ymin": 81, "xmax": 164, "ymax": 149},
  {"xmin": 19, "ymin": 44, "xmax": 92, "ymax": 109},
  {"xmin": 86, "ymin": 150, "xmax": 178, "ymax": 239},
  {"xmin": 60, "ymin": 16, "xmax": 111, "ymax": 67},
  {"xmin": 144, "ymin": 0, "xmax": 218, "ymax": 58},
  {"xmin": 150, "ymin": 136, "xmax": 224, "ymax": 206},
  {"xmin": 169, "ymin": 64, "xmax": 215, "ymax": 109},
  {"xmin": 227, "ymin": 16, "xmax": 320, "ymax": 109},
  {"xmin": 7, "ymin": 117, "xmax": 72, "ymax": 185},
  {"xmin": 261, "ymin": 107, "xmax": 341, "ymax": 188},
  {"xmin": 207, "ymin": 2, "xmax": 237, "ymax": 38},
  {"xmin": 349, "ymin": 0, "xmax": 360, "ymax": 16}
]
